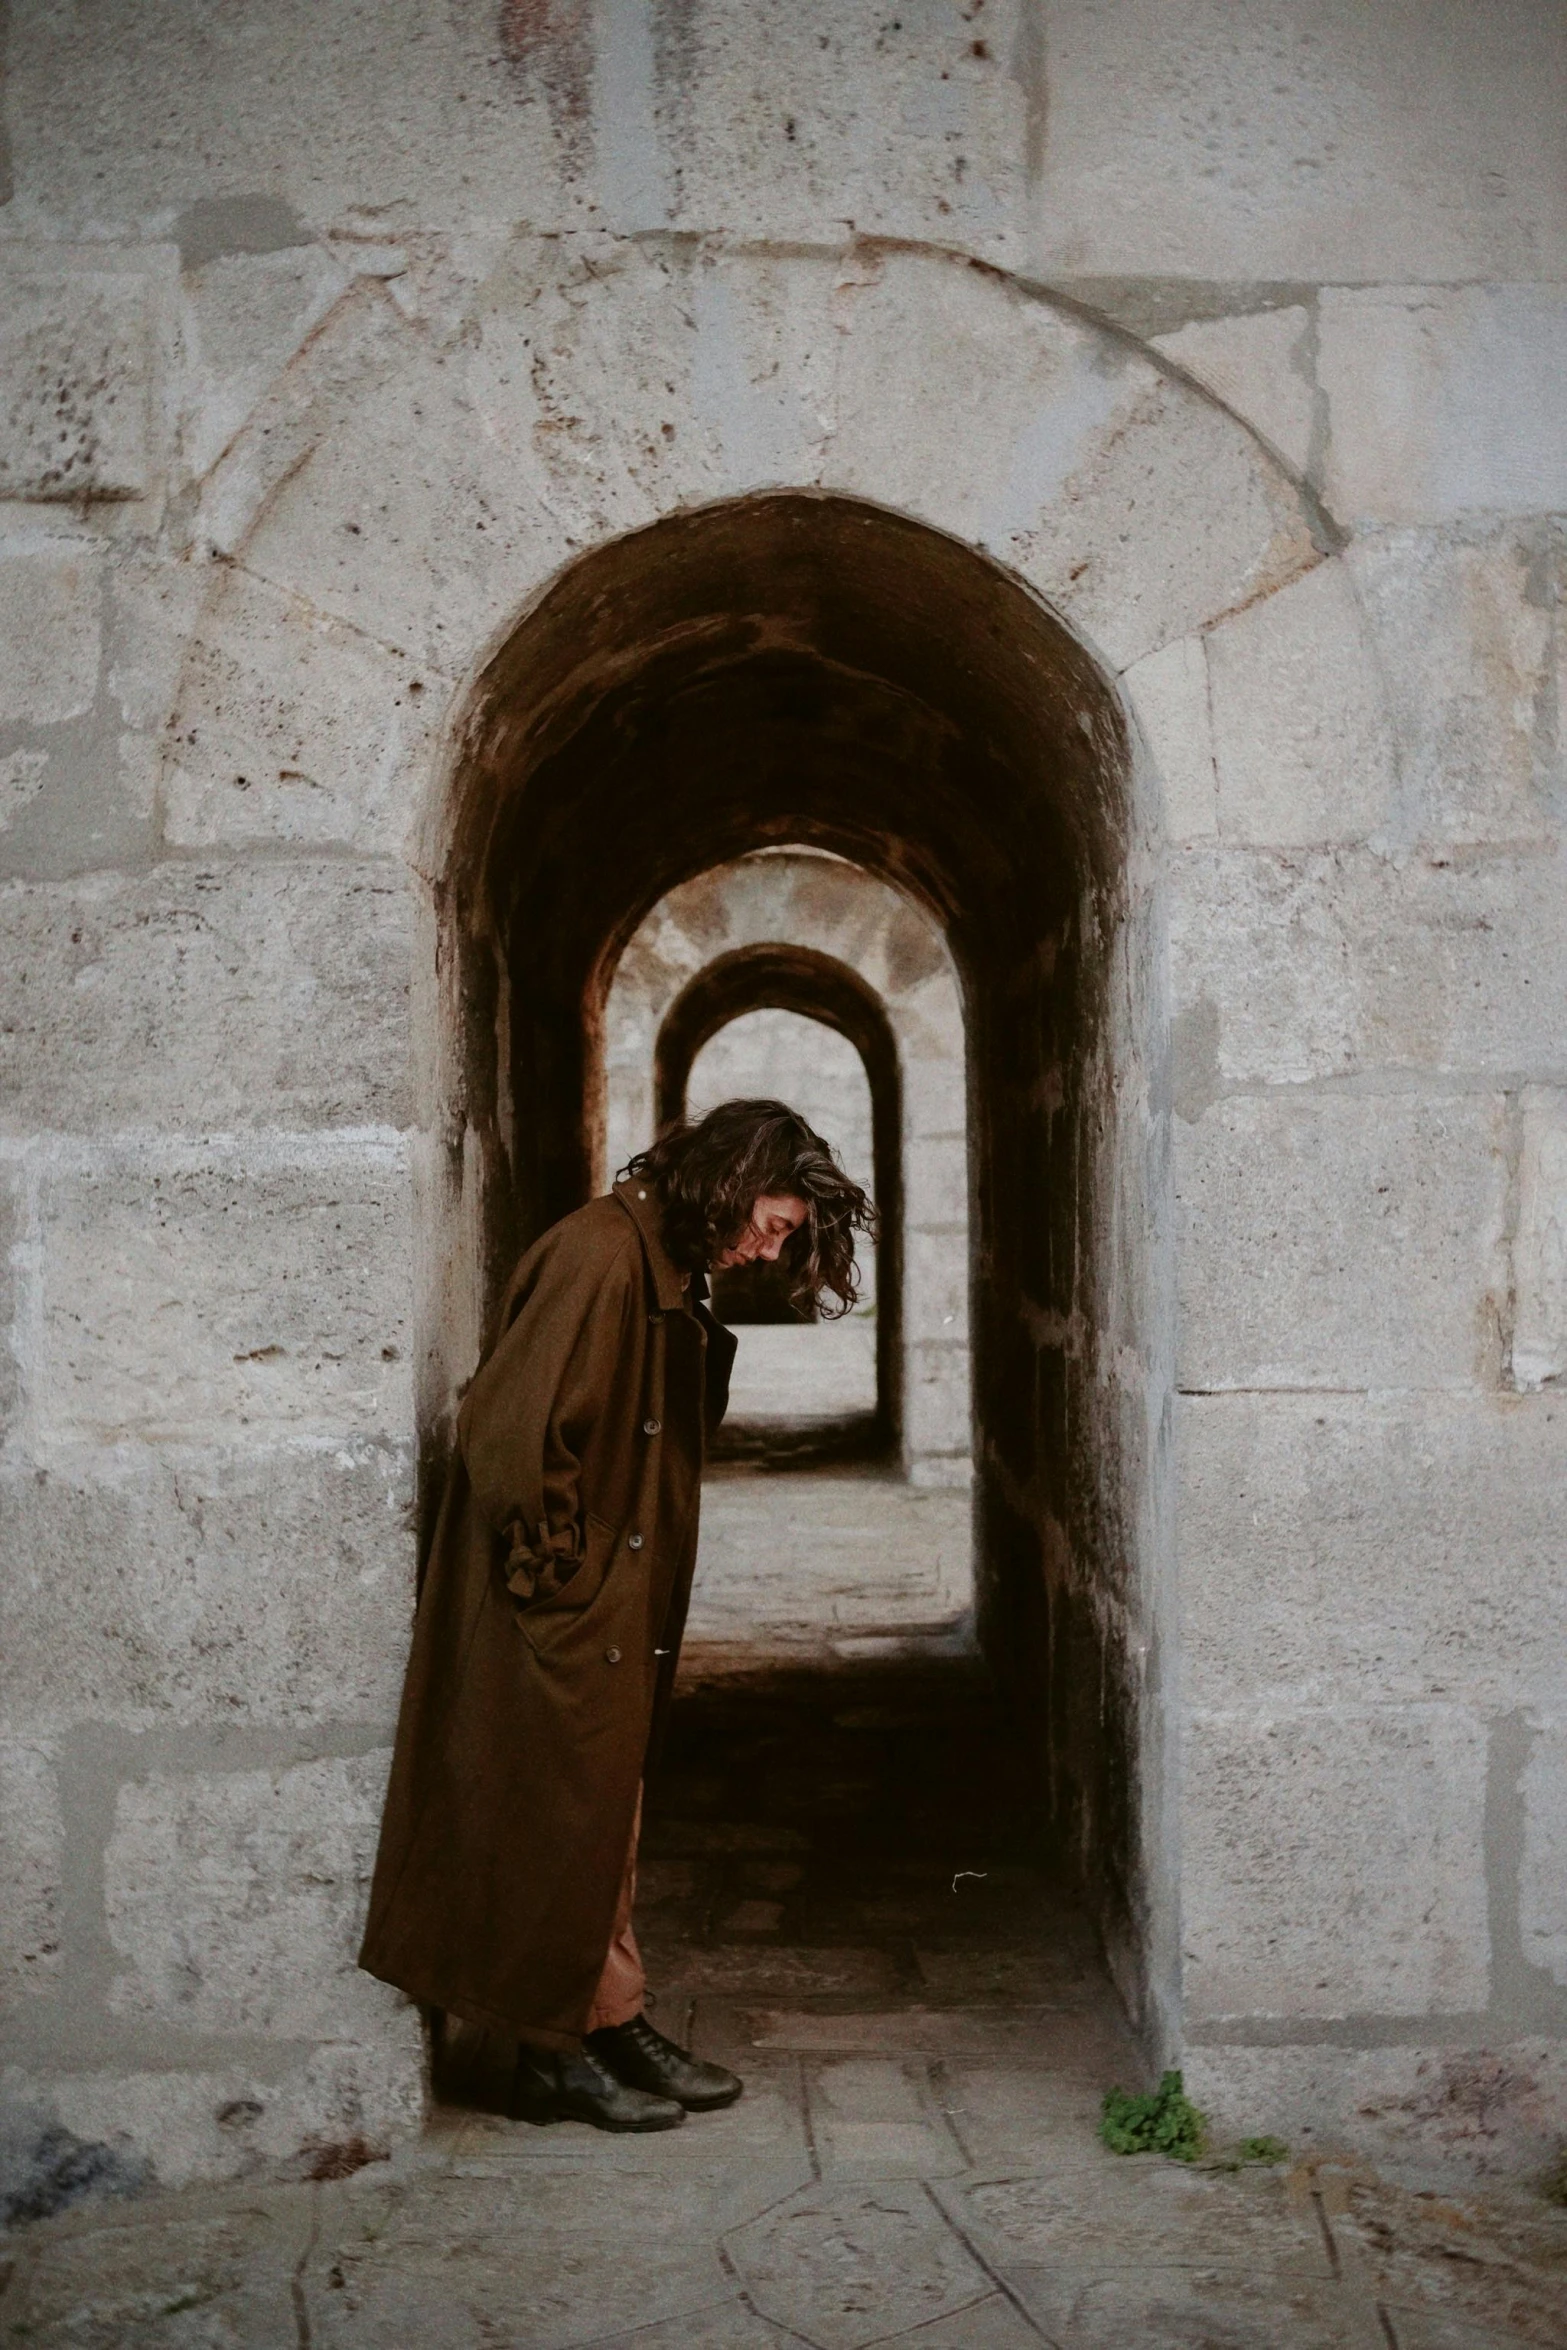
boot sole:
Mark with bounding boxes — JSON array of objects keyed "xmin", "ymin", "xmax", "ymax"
[
  {"xmin": 511, "ymin": 2091, "xmax": 686, "ymax": 2134},
  {"xmin": 675, "ymin": 2083, "xmax": 744, "ymax": 2112}
]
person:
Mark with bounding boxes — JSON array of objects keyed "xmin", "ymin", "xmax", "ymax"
[{"xmin": 359, "ymin": 1099, "xmax": 875, "ymax": 2131}]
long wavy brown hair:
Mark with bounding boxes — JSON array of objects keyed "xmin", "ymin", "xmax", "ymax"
[{"xmin": 621, "ymin": 1099, "xmax": 876, "ymax": 1318}]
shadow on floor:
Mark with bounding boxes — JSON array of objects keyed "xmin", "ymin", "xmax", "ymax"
[{"xmin": 435, "ymin": 1657, "xmax": 1126, "ymax": 2115}]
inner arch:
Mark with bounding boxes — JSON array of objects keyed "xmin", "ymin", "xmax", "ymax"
[{"xmin": 431, "ymin": 490, "xmax": 1162, "ymax": 2030}]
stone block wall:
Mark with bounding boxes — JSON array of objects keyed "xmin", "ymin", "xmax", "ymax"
[
  {"xmin": 0, "ymin": 0, "xmax": 1562, "ymax": 2191},
  {"xmin": 1145, "ymin": 293, "xmax": 1567, "ymax": 2168}
]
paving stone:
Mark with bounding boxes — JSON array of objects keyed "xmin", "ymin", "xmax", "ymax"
[
  {"xmin": 587, "ymin": 2301, "xmax": 787, "ymax": 2350},
  {"xmin": 937, "ymin": 2065, "xmax": 1112, "ymax": 2172},
  {"xmin": 636, "ymin": 1859, "xmax": 702, "ymax": 1906},
  {"xmin": 720, "ymin": 1899, "xmax": 785, "ymax": 1936},
  {"xmin": 735, "ymin": 2007, "xmax": 1135, "ymax": 2070},
  {"xmin": 951, "ymin": 2158, "xmax": 1332, "ymax": 2274},
  {"xmin": 913, "ymin": 1947, "xmax": 1093, "ymax": 2003},
  {"xmin": 3, "ymin": 2184, "xmax": 314, "ymax": 2349},
  {"xmin": 856, "ymin": 2293, "xmax": 1042, "ymax": 2347},
  {"xmin": 646, "ymin": 1945, "xmax": 904, "ymax": 1999},
  {"xmin": 1386, "ymin": 2312, "xmax": 1546, "ymax": 2350},
  {"xmin": 1334, "ymin": 2178, "xmax": 1567, "ymax": 2348},
  {"xmin": 309, "ymin": 2171, "xmax": 732, "ymax": 2350},
  {"xmin": 724, "ymin": 2180, "xmax": 991, "ymax": 2350},
  {"xmin": 805, "ymin": 2060, "xmax": 965, "ymax": 2181},
  {"xmin": 444, "ymin": 2073, "xmax": 813, "ymax": 2214},
  {"xmin": 1002, "ymin": 2263, "xmax": 1381, "ymax": 2350},
  {"xmin": 645, "ymin": 1821, "xmax": 811, "ymax": 1856},
  {"xmin": 690, "ymin": 1466, "xmax": 972, "ymax": 1651}
]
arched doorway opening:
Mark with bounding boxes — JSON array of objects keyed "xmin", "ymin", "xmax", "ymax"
[
  {"xmin": 662, "ymin": 941, "xmax": 898, "ymax": 1464},
  {"xmin": 607, "ymin": 880, "xmax": 973, "ymax": 1670},
  {"xmin": 660, "ymin": 948, "xmax": 896, "ymax": 1451},
  {"xmin": 428, "ymin": 491, "xmax": 1157, "ymax": 2065}
]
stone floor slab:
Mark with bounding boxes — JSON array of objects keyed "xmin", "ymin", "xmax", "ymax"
[
  {"xmin": 1, "ymin": 2186, "xmax": 313, "ymax": 2349},
  {"xmin": 949, "ymin": 2158, "xmax": 1333, "ymax": 2275},
  {"xmin": 444, "ymin": 2068, "xmax": 814, "ymax": 2198},
  {"xmin": 865, "ymin": 2289, "xmax": 1043, "ymax": 2346},
  {"xmin": 805, "ymin": 2061, "xmax": 967, "ymax": 2182},
  {"xmin": 1004, "ymin": 2263, "xmax": 1385, "ymax": 2350},
  {"xmin": 647, "ymin": 1946, "xmax": 905, "ymax": 1999},
  {"xmin": 723, "ymin": 2182, "xmax": 991, "ymax": 2350},
  {"xmin": 1383, "ymin": 2308, "xmax": 1546, "ymax": 2350},
  {"xmin": 307, "ymin": 2171, "xmax": 732, "ymax": 2350},
  {"xmin": 912, "ymin": 1947, "xmax": 1098, "ymax": 2002},
  {"xmin": 1332, "ymin": 2179, "xmax": 1567, "ymax": 2350},
  {"xmin": 586, "ymin": 2298, "xmax": 787, "ymax": 2348},
  {"xmin": 731, "ymin": 2005, "xmax": 1135, "ymax": 2069},
  {"xmin": 937, "ymin": 2063, "xmax": 1112, "ymax": 2171}
]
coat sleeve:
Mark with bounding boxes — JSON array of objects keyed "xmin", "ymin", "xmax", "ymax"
[{"xmin": 458, "ymin": 1226, "xmax": 639, "ymax": 1603}]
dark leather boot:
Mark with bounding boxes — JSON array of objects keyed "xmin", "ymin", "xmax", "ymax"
[
  {"xmin": 586, "ymin": 2014, "xmax": 744, "ymax": 2111},
  {"xmin": 511, "ymin": 2042, "xmax": 686, "ymax": 2132}
]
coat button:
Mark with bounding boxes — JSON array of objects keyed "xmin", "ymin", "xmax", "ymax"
[
  {"xmin": 643, "ymin": 1418, "xmax": 661, "ymax": 1436},
  {"xmin": 627, "ymin": 1533, "xmax": 643, "ymax": 1550},
  {"xmin": 605, "ymin": 1645, "xmax": 622, "ymax": 1664}
]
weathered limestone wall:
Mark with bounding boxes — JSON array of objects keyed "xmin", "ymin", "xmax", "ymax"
[{"xmin": 0, "ymin": 0, "xmax": 1563, "ymax": 2194}]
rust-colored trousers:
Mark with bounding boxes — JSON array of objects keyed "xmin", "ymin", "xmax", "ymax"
[{"xmin": 585, "ymin": 1790, "xmax": 645, "ymax": 2032}]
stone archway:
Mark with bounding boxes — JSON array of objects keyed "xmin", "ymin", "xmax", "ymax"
[
  {"xmin": 657, "ymin": 943, "xmax": 903, "ymax": 1453},
  {"xmin": 432, "ymin": 488, "xmax": 1146, "ymax": 2000},
  {"xmin": 604, "ymin": 848, "xmax": 971, "ymax": 1483},
  {"xmin": 162, "ymin": 238, "xmax": 1325, "ymax": 2082}
]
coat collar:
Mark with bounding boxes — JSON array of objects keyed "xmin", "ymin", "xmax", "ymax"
[{"xmin": 613, "ymin": 1176, "xmax": 696, "ymax": 1314}]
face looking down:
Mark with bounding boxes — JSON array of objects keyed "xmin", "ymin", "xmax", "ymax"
[{"xmin": 715, "ymin": 1193, "xmax": 809, "ymax": 1270}]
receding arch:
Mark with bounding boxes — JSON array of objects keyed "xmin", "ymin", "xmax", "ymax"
[
  {"xmin": 430, "ymin": 487, "xmax": 1163, "ymax": 2021},
  {"xmin": 657, "ymin": 943, "xmax": 904, "ymax": 1461}
]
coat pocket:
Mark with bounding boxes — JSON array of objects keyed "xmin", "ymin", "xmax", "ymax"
[{"xmin": 511, "ymin": 1511, "xmax": 618, "ymax": 1653}]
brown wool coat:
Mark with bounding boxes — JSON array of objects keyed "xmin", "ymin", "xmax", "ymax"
[{"xmin": 358, "ymin": 1178, "xmax": 735, "ymax": 2049}]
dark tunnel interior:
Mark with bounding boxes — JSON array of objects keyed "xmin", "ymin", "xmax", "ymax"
[{"xmin": 433, "ymin": 492, "xmax": 1150, "ymax": 2052}]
